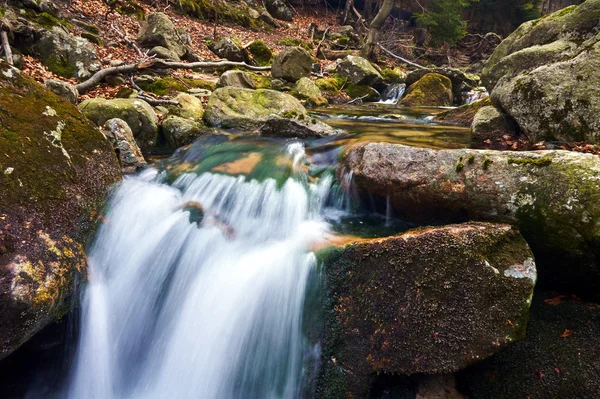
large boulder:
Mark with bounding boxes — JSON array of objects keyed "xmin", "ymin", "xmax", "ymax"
[
  {"xmin": 458, "ymin": 291, "xmax": 600, "ymax": 399},
  {"xmin": 471, "ymin": 105, "xmax": 519, "ymax": 148},
  {"xmin": 399, "ymin": 73, "xmax": 453, "ymax": 106},
  {"xmin": 405, "ymin": 68, "xmax": 480, "ymax": 100},
  {"xmin": 0, "ymin": 64, "xmax": 121, "ymax": 360},
  {"xmin": 482, "ymin": 0, "xmax": 600, "ymax": 143},
  {"xmin": 339, "ymin": 143, "xmax": 600, "ymax": 299},
  {"xmin": 295, "ymin": 77, "xmax": 321, "ymax": 98},
  {"xmin": 101, "ymin": 118, "xmax": 146, "ymax": 174},
  {"xmin": 271, "ymin": 47, "xmax": 313, "ymax": 82},
  {"xmin": 78, "ymin": 98, "xmax": 159, "ymax": 153},
  {"xmin": 317, "ymin": 223, "xmax": 536, "ymax": 398},
  {"xmin": 259, "ymin": 115, "xmax": 339, "ymax": 138},
  {"xmin": 208, "ymin": 38, "xmax": 246, "ymax": 62},
  {"xmin": 137, "ymin": 13, "xmax": 188, "ymax": 59},
  {"xmin": 335, "ymin": 55, "xmax": 382, "ymax": 86},
  {"xmin": 203, "ymin": 87, "xmax": 306, "ymax": 130},
  {"xmin": 217, "ymin": 70, "xmax": 256, "ymax": 89},
  {"xmin": 265, "ymin": 0, "xmax": 293, "ymax": 21},
  {"xmin": 33, "ymin": 27, "xmax": 99, "ymax": 81}
]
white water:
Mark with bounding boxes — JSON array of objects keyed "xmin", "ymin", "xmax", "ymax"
[
  {"xmin": 379, "ymin": 83, "xmax": 406, "ymax": 104},
  {"xmin": 68, "ymin": 145, "xmax": 331, "ymax": 399}
]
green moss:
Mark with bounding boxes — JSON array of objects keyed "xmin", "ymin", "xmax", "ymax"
[
  {"xmin": 315, "ymin": 75, "xmax": 346, "ymax": 92},
  {"xmin": 177, "ymin": 0, "xmax": 259, "ymax": 29},
  {"xmin": 74, "ymin": 20, "xmax": 100, "ymax": 34},
  {"xmin": 281, "ymin": 111, "xmax": 298, "ymax": 119},
  {"xmin": 36, "ymin": 12, "xmax": 60, "ymax": 28},
  {"xmin": 137, "ymin": 76, "xmax": 216, "ymax": 96},
  {"xmin": 344, "ymin": 84, "xmax": 379, "ymax": 101},
  {"xmin": 277, "ymin": 38, "xmax": 313, "ymax": 50},
  {"xmin": 483, "ymin": 158, "xmax": 493, "ymax": 170},
  {"xmin": 82, "ymin": 32, "xmax": 103, "ymax": 46},
  {"xmin": 380, "ymin": 68, "xmax": 405, "ymax": 84},
  {"xmin": 508, "ymin": 157, "xmax": 553, "ymax": 166},
  {"xmin": 0, "ymin": 7, "xmax": 6, "ymax": 17},
  {"xmin": 44, "ymin": 54, "xmax": 75, "ymax": 79},
  {"xmin": 247, "ymin": 40, "xmax": 273, "ymax": 66},
  {"xmin": 456, "ymin": 162, "xmax": 464, "ymax": 173},
  {"xmin": 467, "ymin": 155, "xmax": 476, "ymax": 165}
]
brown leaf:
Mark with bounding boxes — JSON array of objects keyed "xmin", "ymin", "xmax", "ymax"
[{"xmin": 560, "ymin": 329, "xmax": 573, "ymax": 338}]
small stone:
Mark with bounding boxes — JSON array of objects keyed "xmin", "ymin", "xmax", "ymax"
[{"xmin": 45, "ymin": 79, "xmax": 79, "ymax": 104}]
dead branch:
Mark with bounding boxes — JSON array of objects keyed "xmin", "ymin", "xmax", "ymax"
[
  {"xmin": 111, "ymin": 22, "xmax": 145, "ymax": 58},
  {"xmin": 136, "ymin": 94, "xmax": 179, "ymax": 106},
  {"xmin": 346, "ymin": 94, "xmax": 368, "ymax": 104},
  {"xmin": 377, "ymin": 43, "xmax": 427, "ymax": 70},
  {"xmin": 76, "ymin": 59, "xmax": 271, "ymax": 94},
  {"xmin": 1, "ymin": 31, "xmax": 13, "ymax": 66},
  {"xmin": 314, "ymin": 27, "xmax": 330, "ymax": 59}
]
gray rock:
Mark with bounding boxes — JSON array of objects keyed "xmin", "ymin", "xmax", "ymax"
[
  {"xmin": 44, "ymin": 79, "xmax": 78, "ymax": 104},
  {"xmin": 209, "ymin": 38, "xmax": 246, "ymax": 62},
  {"xmin": 339, "ymin": 142, "xmax": 600, "ymax": 299},
  {"xmin": 33, "ymin": 27, "xmax": 99, "ymax": 81},
  {"xmin": 295, "ymin": 77, "xmax": 321, "ymax": 98},
  {"xmin": 102, "ymin": 118, "xmax": 146, "ymax": 173},
  {"xmin": 271, "ymin": 47, "xmax": 312, "ymax": 82},
  {"xmin": 162, "ymin": 115, "xmax": 208, "ymax": 149},
  {"xmin": 137, "ymin": 13, "xmax": 188, "ymax": 59},
  {"xmin": 471, "ymin": 105, "xmax": 518, "ymax": 148},
  {"xmin": 259, "ymin": 115, "xmax": 338, "ymax": 138},
  {"xmin": 318, "ymin": 223, "xmax": 536, "ymax": 397},
  {"xmin": 79, "ymin": 98, "xmax": 159, "ymax": 153},
  {"xmin": 482, "ymin": 0, "xmax": 600, "ymax": 143},
  {"xmin": 335, "ymin": 55, "xmax": 382, "ymax": 86},
  {"xmin": 217, "ymin": 70, "xmax": 255, "ymax": 89},
  {"xmin": 266, "ymin": 0, "xmax": 293, "ymax": 21},
  {"xmin": 203, "ymin": 87, "xmax": 307, "ymax": 130},
  {"xmin": 148, "ymin": 45, "xmax": 181, "ymax": 61},
  {"xmin": 167, "ymin": 93, "xmax": 204, "ymax": 120}
]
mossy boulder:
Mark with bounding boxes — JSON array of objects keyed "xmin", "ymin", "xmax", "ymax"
[
  {"xmin": 203, "ymin": 87, "xmax": 307, "ymax": 130},
  {"xmin": 317, "ymin": 223, "xmax": 536, "ymax": 398},
  {"xmin": 433, "ymin": 97, "xmax": 491, "ymax": 127},
  {"xmin": 405, "ymin": 68, "xmax": 480, "ymax": 101},
  {"xmin": 339, "ymin": 143, "xmax": 600, "ymax": 300},
  {"xmin": 167, "ymin": 92, "xmax": 204, "ymax": 120},
  {"xmin": 344, "ymin": 84, "xmax": 380, "ymax": 102},
  {"xmin": 458, "ymin": 291, "xmax": 600, "ymax": 399},
  {"xmin": 271, "ymin": 46, "xmax": 313, "ymax": 83},
  {"xmin": 399, "ymin": 73, "xmax": 453, "ymax": 106},
  {"xmin": 482, "ymin": 0, "xmax": 600, "ymax": 143},
  {"xmin": 135, "ymin": 76, "xmax": 216, "ymax": 96},
  {"xmin": 161, "ymin": 115, "xmax": 211, "ymax": 149},
  {"xmin": 471, "ymin": 105, "xmax": 519, "ymax": 148},
  {"xmin": 295, "ymin": 77, "xmax": 321, "ymax": 98},
  {"xmin": 33, "ymin": 27, "xmax": 99, "ymax": 81},
  {"xmin": 44, "ymin": 79, "xmax": 78, "ymax": 104},
  {"xmin": 335, "ymin": 55, "xmax": 382, "ymax": 86},
  {"xmin": 78, "ymin": 98, "xmax": 159, "ymax": 153},
  {"xmin": 137, "ymin": 13, "xmax": 188, "ymax": 59},
  {"xmin": 217, "ymin": 70, "xmax": 272, "ymax": 90},
  {"xmin": 208, "ymin": 37, "xmax": 246, "ymax": 62},
  {"xmin": 247, "ymin": 40, "xmax": 273, "ymax": 66},
  {"xmin": 0, "ymin": 64, "xmax": 121, "ymax": 360}
]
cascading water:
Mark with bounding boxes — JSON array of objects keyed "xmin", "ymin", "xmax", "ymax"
[
  {"xmin": 380, "ymin": 83, "xmax": 406, "ymax": 104},
  {"xmin": 68, "ymin": 143, "xmax": 331, "ymax": 399}
]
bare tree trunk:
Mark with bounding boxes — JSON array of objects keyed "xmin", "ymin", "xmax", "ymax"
[
  {"xmin": 342, "ymin": 0, "xmax": 354, "ymax": 25},
  {"xmin": 1, "ymin": 31, "xmax": 13, "ymax": 66},
  {"xmin": 361, "ymin": 0, "xmax": 393, "ymax": 59}
]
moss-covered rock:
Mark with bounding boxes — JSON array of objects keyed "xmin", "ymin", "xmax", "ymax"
[
  {"xmin": 247, "ymin": 40, "xmax": 273, "ymax": 66},
  {"xmin": 271, "ymin": 46, "xmax": 313, "ymax": 83},
  {"xmin": 259, "ymin": 115, "xmax": 339, "ymax": 138},
  {"xmin": 33, "ymin": 27, "xmax": 99, "ymax": 81},
  {"xmin": 0, "ymin": 64, "xmax": 121, "ymax": 360},
  {"xmin": 217, "ymin": 70, "xmax": 272, "ymax": 89},
  {"xmin": 339, "ymin": 143, "xmax": 600, "ymax": 300},
  {"xmin": 458, "ymin": 291, "xmax": 600, "ymax": 399},
  {"xmin": 162, "ymin": 115, "xmax": 211, "ymax": 149},
  {"xmin": 399, "ymin": 73, "xmax": 453, "ymax": 106},
  {"xmin": 167, "ymin": 92, "xmax": 204, "ymax": 120},
  {"xmin": 295, "ymin": 77, "xmax": 321, "ymax": 98},
  {"xmin": 203, "ymin": 87, "xmax": 307, "ymax": 130},
  {"xmin": 335, "ymin": 55, "xmax": 382, "ymax": 86},
  {"xmin": 344, "ymin": 84, "xmax": 380, "ymax": 102},
  {"xmin": 44, "ymin": 79, "xmax": 79, "ymax": 104},
  {"xmin": 78, "ymin": 98, "xmax": 159, "ymax": 153},
  {"xmin": 101, "ymin": 118, "xmax": 146, "ymax": 174},
  {"xmin": 208, "ymin": 37, "xmax": 246, "ymax": 62},
  {"xmin": 482, "ymin": 0, "xmax": 600, "ymax": 143},
  {"xmin": 433, "ymin": 97, "xmax": 491, "ymax": 126},
  {"xmin": 317, "ymin": 223, "xmax": 536, "ymax": 398},
  {"xmin": 135, "ymin": 76, "xmax": 216, "ymax": 96},
  {"xmin": 137, "ymin": 13, "xmax": 188, "ymax": 59}
]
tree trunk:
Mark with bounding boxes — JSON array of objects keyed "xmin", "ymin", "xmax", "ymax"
[
  {"xmin": 361, "ymin": 0, "xmax": 393, "ymax": 59},
  {"xmin": 342, "ymin": 0, "xmax": 354, "ymax": 25}
]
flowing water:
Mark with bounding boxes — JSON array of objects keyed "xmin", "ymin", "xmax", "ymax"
[{"xmin": 68, "ymin": 144, "xmax": 330, "ymax": 399}]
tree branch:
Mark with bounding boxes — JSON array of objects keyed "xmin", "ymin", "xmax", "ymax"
[
  {"xmin": 377, "ymin": 43, "xmax": 428, "ymax": 70},
  {"xmin": 75, "ymin": 59, "xmax": 271, "ymax": 94}
]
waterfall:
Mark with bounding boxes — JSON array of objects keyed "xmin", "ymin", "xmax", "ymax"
[
  {"xmin": 380, "ymin": 83, "xmax": 406, "ymax": 104},
  {"xmin": 68, "ymin": 144, "xmax": 331, "ymax": 399}
]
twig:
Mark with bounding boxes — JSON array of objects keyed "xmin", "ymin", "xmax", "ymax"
[
  {"xmin": 377, "ymin": 43, "xmax": 427, "ymax": 70},
  {"xmin": 111, "ymin": 22, "xmax": 145, "ymax": 58},
  {"xmin": 1, "ymin": 31, "xmax": 13, "ymax": 66},
  {"xmin": 76, "ymin": 59, "xmax": 271, "ymax": 94},
  {"xmin": 314, "ymin": 27, "xmax": 330, "ymax": 58},
  {"xmin": 346, "ymin": 95, "xmax": 368, "ymax": 104},
  {"xmin": 136, "ymin": 94, "xmax": 179, "ymax": 106}
]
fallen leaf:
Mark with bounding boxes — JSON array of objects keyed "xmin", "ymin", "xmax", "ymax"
[{"xmin": 560, "ymin": 329, "xmax": 573, "ymax": 338}]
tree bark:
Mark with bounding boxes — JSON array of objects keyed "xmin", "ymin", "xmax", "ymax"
[
  {"xmin": 361, "ymin": 0, "xmax": 394, "ymax": 59},
  {"xmin": 1, "ymin": 31, "xmax": 13, "ymax": 66},
  {"xmin": 342, "ymin": 0, "xmax": 354, "ymax": 25}
]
